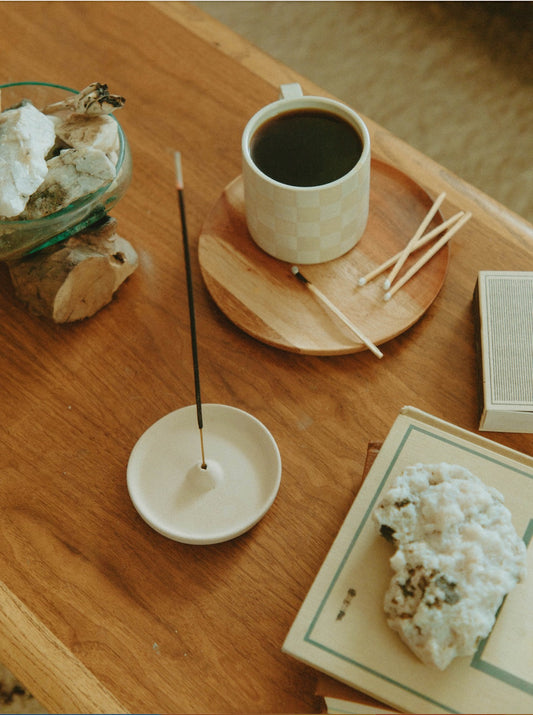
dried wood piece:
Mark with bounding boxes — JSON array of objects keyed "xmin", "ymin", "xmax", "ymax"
[
  {"xmin": 8, "ymin": 217, "xmax": 138, "ymax": 322},
  {"xmin": 43, "ymin": 82, "xmax": 125, "ymax": 116}
]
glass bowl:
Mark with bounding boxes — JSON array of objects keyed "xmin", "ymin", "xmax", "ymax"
[{"xmin": 0, "ymin": 81, "xmax": 132, "ymax": 261}]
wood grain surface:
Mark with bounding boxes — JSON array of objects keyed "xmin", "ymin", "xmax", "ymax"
[
  {"xmin": 0, "ymin": 3, "xmax": 532, "ymax": 714},
  {"xmin": 199, "ymin": 162, "xmax": 448, "ymax": 354}
]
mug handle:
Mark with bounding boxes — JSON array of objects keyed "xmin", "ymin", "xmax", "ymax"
[{"xmin": 279, "ymin": 83, "xmax": 303, "ymax": 100}]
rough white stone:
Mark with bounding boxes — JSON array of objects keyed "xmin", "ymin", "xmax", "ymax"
[
  {"xmin": 22, "ymin": 147, "xmax": 116, "ymax": 219},
  {"xmin": 0, "ymin": 102, "xmax": 56, "ymax": 217},
  {"xmin": 53, "ymin": 114, "xmax": 120, "ymax": 165}
]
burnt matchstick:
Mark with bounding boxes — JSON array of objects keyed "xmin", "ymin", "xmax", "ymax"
[
  {"xmin": 291, "ymin": 266, "xmax": 383, "ymax": 359},
  {"xmin": 175, "ymin": 152, "xmax": 207, "ymax": 469}
]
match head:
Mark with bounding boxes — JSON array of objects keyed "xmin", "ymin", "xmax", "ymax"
[
  {"xmin": 357, "ymin": 277, "xmax": 367, "ymax": 286},
  {"xmin": 384, "ymin": 291, "xmax": 392, "ymax": 302},
  {"xmin": 383, "ymin": 278, "xmax": 391, "ymax": 290},
  {"xmin": 291, "ymin": 266, "xmax": 309, "ymax": 285}
]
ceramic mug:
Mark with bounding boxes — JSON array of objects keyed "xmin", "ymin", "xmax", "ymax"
[{"xmin": 242, "ymin": 83, "xmax": 371, "ymax": 264}]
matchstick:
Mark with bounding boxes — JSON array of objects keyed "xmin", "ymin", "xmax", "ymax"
[
  {"xmin": 291, "ymin": 266, "xmax": 383, "ymax": 359},
  {"xmin": 383, "ymin": 211, "xmax": 472, "ymax": 301},
  {"xmin": 383, "ymin": 192, "xmax": 447, "ymax": 290},
  {"xmin": 357, "ymin": 211, "xmax": 465, "ymax": 286}
]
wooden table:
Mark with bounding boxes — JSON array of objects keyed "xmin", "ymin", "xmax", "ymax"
[{"xmin": 1, "ymin": 3, "xmax": 532, "ymax": 713}]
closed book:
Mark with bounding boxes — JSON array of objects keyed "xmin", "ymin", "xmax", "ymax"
[{"xmin": 474, "ymin": 271, "xmax": 533, "ymax": 432}]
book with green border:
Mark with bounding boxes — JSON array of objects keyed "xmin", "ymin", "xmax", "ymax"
[{"xmin": 283, "ymin": 406, "xmax": 533, "ymax": 714}]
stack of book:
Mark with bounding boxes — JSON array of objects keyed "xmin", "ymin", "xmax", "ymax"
[{"xmin": 283, "ymin": 407, "xmax": 533, "ymax": 714}]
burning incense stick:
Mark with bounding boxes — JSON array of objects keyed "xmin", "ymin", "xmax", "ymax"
[
  {"xmin": 175, "ymin": 151, "xmax": 207, "ymax": 468},
  {"xmin": 291, "ymin": 266, "xmax": 383, "ymax": 359},
  {"xmin": 383, "ymin": 192, "xmax": 447, "ymax": 290},
  {"xmin": 383, "ymin": 211, "xmax": 472, "ymax": 301},
  {"xmin": 357, "ymin": 211, "xmax": 465, "ymax": 287}
]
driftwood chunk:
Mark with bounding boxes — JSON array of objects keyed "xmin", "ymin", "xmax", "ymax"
[
  {"xmin": 8, "ymin": 216, "xmax": 138, "ymax": 322},
  {"xmin": 42, "ymin": 82, "xmax": 126, "ymax": 116}
]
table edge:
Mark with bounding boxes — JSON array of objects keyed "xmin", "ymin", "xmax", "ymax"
[{"xmin": 0, "ymin": 581, "xmax": 128, "ymax": 714}]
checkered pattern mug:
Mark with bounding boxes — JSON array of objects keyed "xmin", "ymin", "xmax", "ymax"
[{"xmin": 242, "ymin": 84, "xmax": 370, "ymax": 264}]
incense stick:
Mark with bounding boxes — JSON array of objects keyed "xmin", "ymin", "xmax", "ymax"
[
  {"xmin": 357, "ymin": 211, "xmax": 465, "ymax": 287},
  {"xmin": 383, "ymin": 192, "xmax": 447, "ymax": 290},
  {"xmin": 384, "ymin": 211, "xmax": 472, "ymax": 301},
  {"xmin": 175, "ymin": 152, "xmax": 207, "ymax": 468},
  {"xmin": 291, "ymin": 266, "xmax": 383, "ymax": 359}
]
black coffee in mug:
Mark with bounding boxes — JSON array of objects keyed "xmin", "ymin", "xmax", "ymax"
[{"xmin": 250, "ymin": 108, "xmax": 363, "ymax": 187}]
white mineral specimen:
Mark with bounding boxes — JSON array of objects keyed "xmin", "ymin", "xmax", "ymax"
[
  {"xmin": 22, "ymin": 147, "xmax": 116, "ymax": 219},
  {"xmin": 53, "ymin": 114, "xmax": 120, "ymax": 165},
  {"xmin": 0, "ymin": 102, "xmax": 56, "ymax": 217},
  {"xmin": 374, "ymin": 463, "xmax": 527, "ymax": 670}
]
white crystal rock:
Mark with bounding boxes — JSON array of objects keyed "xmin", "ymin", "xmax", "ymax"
[
  {"xmin": 0, "ymin": 102, "xmax": 56, "ymax": 217},
  {"xmin": 22, "ymin": 147, "xmax": 116, "ymax": 219},
  {"xmin": 53, "ymin": 114, "xmax": 120, "ymax": 165}
]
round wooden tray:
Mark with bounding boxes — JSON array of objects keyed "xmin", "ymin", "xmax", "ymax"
[{"xmin": 198, "ymin": 160, "xmax": 449, "ymax": 355}]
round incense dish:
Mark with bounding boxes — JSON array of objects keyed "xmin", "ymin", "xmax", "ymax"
[{"xmin": 127, "ymin": 404, "xmax": 282, "ymax": 545}]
